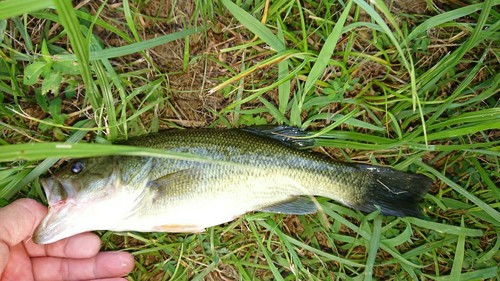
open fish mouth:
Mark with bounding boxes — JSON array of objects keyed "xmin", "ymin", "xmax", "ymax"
[
  {"xmin": 33, "ymin": 177, "xmax": 79, "ymax": 244},
  {"xmin": 33, "ymin": 201, "xmax": 76, "ymax": 244},
  {"xmin": 34, "ymin": 173, "xmax": 136, "ymax": 244},
  {"xmin": 40, "ymin": 176, "xmax": 80, "ymax": 205}
]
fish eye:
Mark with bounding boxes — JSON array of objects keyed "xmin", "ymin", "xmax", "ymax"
[{"xmin": 70, "ymin": 161, "xmax": 84, "ymax": 174}]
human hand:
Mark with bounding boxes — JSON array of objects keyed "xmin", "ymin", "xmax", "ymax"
[{"xmin": 0, "ymin": 198, "xmax": 134, "ymax": 281}]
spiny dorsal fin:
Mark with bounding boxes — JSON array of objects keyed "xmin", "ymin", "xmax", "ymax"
[{"xmin": 240, "ymin": 126, "xmax": 315, "ymax": 148}]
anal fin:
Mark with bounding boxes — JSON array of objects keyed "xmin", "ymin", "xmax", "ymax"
[
  {"xmin": 153, "ymin": 224, "xmax": 206, "ymax": 233},
  {"xmin": 259, "ymin": 197, "xmax": 318, "ymax": 215}
]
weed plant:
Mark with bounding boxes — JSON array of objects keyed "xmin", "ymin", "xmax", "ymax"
[{"xmin": 0, "ymin": 0, "xmax": 499, "ymax": 280}]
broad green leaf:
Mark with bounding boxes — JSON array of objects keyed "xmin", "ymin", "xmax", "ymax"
[{"xmin": 23, "ymin": 62, "xmax": 50, "ymax": 85}]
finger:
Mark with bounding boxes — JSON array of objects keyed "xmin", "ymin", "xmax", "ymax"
[
  {"xmin": 0, "ymin": 243, "xmax": 11, "ymax": 278},
  {"xmin": 91, "ymin": 279, "xmax": 128, "ymax": 281},
  {"xmin": 25, "ymin": 232, "xmax": 101, "ymax": 259},
  {"xmin": 0, "ymin": 243, "xmax": 34, "ymax": 281},
  {"xmin": 0, "ymin": 199, "xmax": 47, "ymax": 246},
  {"xmin": 94, "ymin": 278, "xmax": 128, "ymax": 281},
  {"xmin": 32, "ymin": 251, "xmax": 135, "ymax": 281}
]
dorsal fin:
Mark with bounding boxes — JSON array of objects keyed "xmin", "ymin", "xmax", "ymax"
[{"xmin": 239, "ymin": 126, "xmax": 315, "ymax": 148}]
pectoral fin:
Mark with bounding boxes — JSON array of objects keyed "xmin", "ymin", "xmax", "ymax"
[
  {"xmin": 259, "ymin": 197, "xmax": 318, "ymax": 215},
  {"xmin": 147, "ymin": 168, "xmax": 199, "ymax": 192}
]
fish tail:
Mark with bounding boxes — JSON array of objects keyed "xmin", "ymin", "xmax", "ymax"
[{"xmin": 350, "ymin": 164, "xmax": 432, "ymax": 217}]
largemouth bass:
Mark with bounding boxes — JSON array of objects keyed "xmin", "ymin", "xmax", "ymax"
[{"xmin": 34, "ymin": 126, "xmax": 432, "ymax": 244}]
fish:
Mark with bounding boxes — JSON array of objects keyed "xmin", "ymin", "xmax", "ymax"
[{"xmin": 33, "ymin": 126, "xmax": 432, "ymax": 244}]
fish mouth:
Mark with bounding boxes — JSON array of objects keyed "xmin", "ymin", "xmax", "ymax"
[
  {"xmin": 34, "ymin": 177, "xmax": 81, "ymax": 244},
  {"xmin": 33, "ymin": 200, "xmax": 79, "ymax": 244}
]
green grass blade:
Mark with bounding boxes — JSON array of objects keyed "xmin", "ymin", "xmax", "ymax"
[
  {"xmin": 418, "ymin": 0, "xmax": 494, "ymax": 94},
  {"xmin": 0, "ymin": 142, "xmax": 216, "ymax": 163},
  {"xmin": 425, "ymin": 50, "xmax": 489, "ymax": 128},
  {"xmin": 254, "ymin": 218, "xmax": 365, "ymax": 268},
  {"xmin": 220, "ymin": 0, "xmax": 285, "ymax": 52},
  {"xmin": 363, "ymin": 215, "xmax": 382, "ymax": 281},
  {"xmin": 425, "ymin": 267, "xmax": 499, "ymax": 281},
  {"xmin": 476, "ymin": 230, "xmax": 500, "ymax": 265},
  {"xmin": 248, "ymin": 221, "xmax": 285, "ymax": 281},
  {"xmin": 299, "ymin": 0, "xmax": 353, "ymax": 108},
  {"xmin": 417, "ymin": 163, "xmax": 500, "ymax": 225},
  {"xmin": 277, "ymin": 24, "xmax": 290, "ymax": 117},
  {"xmin": 0, "ymin": 140, "xmax": 284, "ymax": 172},
  {"xmin": 406, "ymin": 1, "xmax": 500, "ymax": 42},
  {"xmin": 11, "ymin": 17, "xmax": 33, "ymax": 52},
  {"xmin": 351, "ymin": 0, "xmax": 414, "ymax": 93},
  {"xmin": 405, "ymin": 218, "xmax": 483, "ymax": 237},
  {"xmin": 449, "ymin": 217, "xmax": 466, "ymax": 281},
  {"xmin": 231, "ymin": 51, "xmax": 247, "ymax": 126},
  {"xmin": 352, "ymin": 0, "xmax": 425, "ymax": 144},
  {"xmin": 305, "ymin": 108, "xmax": 360, "ymax": 135},
  {"xmin": 0, "ymin": 120, "xmax": 93, "ymax": 199},
  {"xmin": 381, "ymin": 224, "xmax": 413, "ymax": 248},
  {"xmin": 0, "ymin": 0, "xmax": 54, "ymax": 19},
  {"xmin": 470, "ymin": 158, "xmax": 500, "ymax": 199},
  {"xmin": 122, "ymin": 0, "xmax": 142, "ymax": 42},
  {"xmin": 93, "ymin": 61, "xmax": 118, "ymax": 140},
  {"xmin": 258, "ymin": 97, "xmax": 288, "ymax": 124},
  {"xmin": 53, "ymin": 0, "xmax": 98, "ymax": 109},
  {"xmin": 55, "ymin": 28, "xmax": 201, "ymax": 61},
  {"xmin": 322, "ymin": 204, "xmax": 424, "ymax": 269},
  {"xmin": 423, "ymin": 122, "xmax": 499, "ymax": 142}
]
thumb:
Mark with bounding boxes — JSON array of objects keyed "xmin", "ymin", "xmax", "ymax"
[
  {"xmin": 0, "ymin": 199, "xmax": 47, "ymax": 246},
  {"xmin": 0, "ymin": 198, "xmax": 47, "ymax": 275},
  {"xmin": 0, "ymin": 199, "xmax": 47, "ymax": 279}
]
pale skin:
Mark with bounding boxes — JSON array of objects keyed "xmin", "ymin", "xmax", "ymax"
[{"xmin": 0, "ymin": 199, "xmax": 135, "ymax": 281}]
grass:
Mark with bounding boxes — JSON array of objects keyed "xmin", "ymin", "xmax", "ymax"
[{"xmin": 1, "ymin": 0, "xmax": 499, "ymax": 280}]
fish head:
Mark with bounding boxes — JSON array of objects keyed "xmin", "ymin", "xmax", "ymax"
[{"xmin": 34, "ymin": 157, "xmax": 132, "ymax": 244}]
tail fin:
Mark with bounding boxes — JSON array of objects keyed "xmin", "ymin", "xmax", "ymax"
[{"xmin": 352, "ymin": 164, "xmax": 432, "ymax": 217}]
